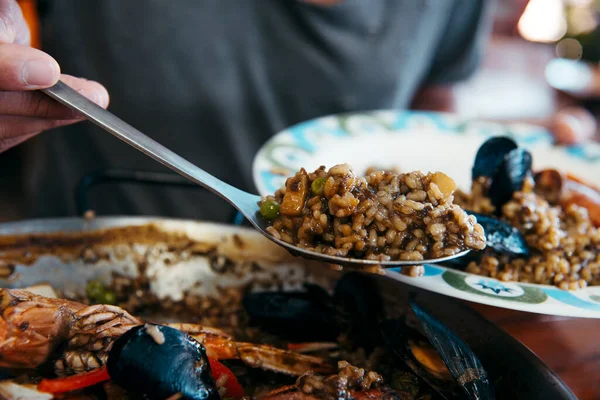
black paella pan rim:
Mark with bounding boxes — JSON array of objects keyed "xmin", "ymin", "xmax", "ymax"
[{"xmin": 403, "ymin": 284, "xmax": 578, "ymax": 400}]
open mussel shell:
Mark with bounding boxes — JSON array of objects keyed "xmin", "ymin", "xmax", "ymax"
[
  {"xmin": 471, "ymin": 137, "xmax": 534, "ymax": 213},
  {"xmin": 381, "ymin": 318, "xmax": 462, "ymax": 399},
  {"xmin": 410, "ymin": 299, "xmax": 494, "ymax": 400},
  {"xmin": 472, "ymin": 137, "xmax": 518, "ymax": 180},
  {"xmin": 107, "ymin": 324, "xmax": 219, "ymax": 400},
  {"xmin": 488, "ymin": 148, "xmax": 533, "ymax": 213},
  {"xmin": 331, "ymin": 272, "xmax": 386, "ymax": 350},
  {"xmin": 243, "ymin": 283, "xmax": 339, "ymax": 341},
  {"xmin": 243, "ymin": 272, "xmax": 387, "ymax": 347}
]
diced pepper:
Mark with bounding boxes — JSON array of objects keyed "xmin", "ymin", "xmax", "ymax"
[{"xmin": 280, "ymin": 170, "xmax": 309, "ymax": 216}]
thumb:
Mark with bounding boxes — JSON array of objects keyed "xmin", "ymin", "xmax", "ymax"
[
  {"xmin": 553, "ymin": 107, "xmax": 597, "ymax": 145},
  {"xmin": 0, "ymin": 0, "xmax": 57, "ymax": 91},
  {"xmin": 0, "ymin": 0, "xmax": 31, "ymax": 45},
  {"xmin": 0, "ymin": 43, "xmax": 60, "ymax": 90}
]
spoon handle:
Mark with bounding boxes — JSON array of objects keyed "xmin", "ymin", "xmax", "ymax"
[{"xmin": 42, "ymin": 81, "xmax": 250, "ymax": 209}]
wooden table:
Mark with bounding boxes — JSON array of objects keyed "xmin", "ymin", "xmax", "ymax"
[
  {"xmin": 413, "ymin": 36, "xmax": 600, "ymax": 399},
  {"xmin": 468, "ymin": 303, "xmax": 600, "ymax": 399}
]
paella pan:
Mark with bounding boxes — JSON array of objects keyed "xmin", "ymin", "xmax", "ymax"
[{"xmin": 0, "ymin": 217, "xmax": 576, "ymax": 399}]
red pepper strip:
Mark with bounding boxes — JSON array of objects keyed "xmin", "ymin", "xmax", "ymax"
[
  {"xmin": 208, "ymin": 357, "xmax": 245, "ymax": 399},
  {"xmin": 38, "ymin": 366, "xmax": 110, "ymax": 394},
  {"xmin": 37, "ymin": 359, "xmax": 243, "ymax": 398}
]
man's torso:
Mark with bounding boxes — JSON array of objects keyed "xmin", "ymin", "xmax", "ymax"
[{"xmin": 25, "ymin": 0, "xmax": 478, "ymax": 221}]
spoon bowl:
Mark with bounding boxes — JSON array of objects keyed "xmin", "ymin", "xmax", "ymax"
[{"xmin": 42, "ymin": 81, "xmax": 470, "ymax": 268}]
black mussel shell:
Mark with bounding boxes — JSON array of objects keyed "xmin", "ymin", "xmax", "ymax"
[
  {"xmin": 468, "ymin": 211, "xmax": 530, "ymax": 257},
  {"xmin": 410, "ymin": 300, "xmax": 494, "ymax": 400},
  {"xmin": 333, "ymin": 272, "xmax": 386, "ymax": 350},
  {"xmin": 107, "ymin": 324, "xmax": 219, "ymax": 400},
  {"xmin": 0, "ymin": 370, "xmax": 12, "ymax": 380},
  {"xmin": 381, "ymin": 318, "xmax": 461, "ymax": 399},
  {"xmin": 472, "ymin": 137, "xmax": 518, "ymax": 180},
  {"xmin": 243, "ymin": 283, "xmax": 339, "ymax": 341},
  {"xmin": 488, "ymin": 148, "xmax": 533, "ymax": 214}
]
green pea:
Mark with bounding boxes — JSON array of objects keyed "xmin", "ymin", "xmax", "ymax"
[
  {"xmin": 85, "ymin": 280, "xmax": 117, "ymax": 305},
  {"xmin": 260, "ymin": 199, "xmax": 280, "ymax": 220},
  {"xmin": 311, "ymin": 177, "xmax": 327, "ymax": 195},
  {"xmin": 102, "ymin": 291, "xmax": 117, "ymax": 305},
  {"xmin": 85, "ymin": 280, "xmax": 104, "ymax": 301}
]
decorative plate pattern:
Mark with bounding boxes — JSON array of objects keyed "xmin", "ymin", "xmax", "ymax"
[{"xmin": 253, "ymin": 110, "xmax": 600, "ymax": 318}]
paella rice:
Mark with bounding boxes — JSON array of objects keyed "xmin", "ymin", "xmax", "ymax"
[
  {"xmin": 259, "ymin": 164, "xmax": 486, "ymax": 262},
  {"xmin": 455, "ymin": 177, "xmax": 600, "ymax": 289},
  {"xmin": 0, "ymin": 274, "xmax": 444, "ymax": 399}
]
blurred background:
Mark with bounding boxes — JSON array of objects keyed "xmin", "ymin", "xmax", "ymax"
[
  {"xmin": 1, "ymin": 0, "xmax": 600, "ymax": 221},
  {"xmin": 413, "ymin": 0, "xmax": 600, "ymax": 123}
]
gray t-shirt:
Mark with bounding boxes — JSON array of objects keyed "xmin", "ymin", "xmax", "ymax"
[{"xmin": 24, "ymin": 0, "xmax": 492, "ymax": 222}]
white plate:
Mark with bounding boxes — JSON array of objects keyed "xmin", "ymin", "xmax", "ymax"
[{"xmin": 253, "ymin": 110, "xmax": 600, "ymax": 318}]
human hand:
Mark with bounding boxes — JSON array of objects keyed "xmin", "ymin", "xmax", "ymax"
[
  {"xmin": 0, "ymin": 0, "xmax": 109, "ymax": 152},
  {"xmin": 553, "ymin": 106, "xmax": 597, "ymax": 145}
]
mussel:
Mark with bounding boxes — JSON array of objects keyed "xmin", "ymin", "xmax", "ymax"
[
  {"xmin": 472, "ymin": 137, "xmax": 533, "ymax": 214},
  {"xmin": 330, "ymin": 271, "xmax": 386, "ymax": 350},
  {"xmin": 443, "ymin": 211, "xmax": 529, "ymax": 270},
  {"xmin": 472, "ymin": 136, "xmax": 518, "ymax": 181},
  {"xmin": 488, "ymin": 148, "xmax": 532, "ymax": 214},
  {"xmin": 410, "ymin": 299, "xmax": 493, "ymax": 400},
  {"xmin": 107, "ymin": 324, "xmax": 220, "ymax": 400},
  {"xmin": 245, "ymin": 273, "xmax": 494, "ymax": 399},
  {"xmin": 242, "ymin": 283, "xmax": 339, "ymax": 342},
  {"xmin": 381, "ymin": 313, "xmax": 493, "ymax": 400},
  {"xmin": 243, "ymin": 273, "xmax": 385, "ymax": 350},
  {"xmin": 467, "ymin": 211, "xmax": 529, "ymax": 257},
  {"xmin": 446, "ymin": 137, "xmax": 532, "ymax": 265},
  {"xmin": 381, "ymin": 318, "xmax": 462, "ymax": 399}
]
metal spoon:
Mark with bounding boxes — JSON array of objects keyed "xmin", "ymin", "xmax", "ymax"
[{"xmin": 42, "ymin": 80, "xmax": 470, "ymax": 268}]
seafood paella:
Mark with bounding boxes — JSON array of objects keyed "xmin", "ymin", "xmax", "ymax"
[
  {"xmin": 0, "ymin": 272, "xmax": 491, "ymax": 400},
  {"xmin": 453, "ymin": 137, "xmax": 600, "ymax": 290},
  {"xmin": 259, "ymin": 136, "xmax": 600, "ymax": 290},
  {"xmin": 0, "ymin": 218, "xmax": 502, "ymax": 399}
]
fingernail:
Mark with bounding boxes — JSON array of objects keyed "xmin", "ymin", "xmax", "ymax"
[{"xmin": 22, "ymin": 58, "xmax": 59, "ymax": 87}]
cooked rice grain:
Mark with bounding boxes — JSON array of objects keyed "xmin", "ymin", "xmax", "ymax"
[
  {"xmin": 457, "ymin": 179, "xmax": 600, "ymax": 289},
  {"xmin": 260, "ymin": 165, "xmax": 486, "ymax": 261}
]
